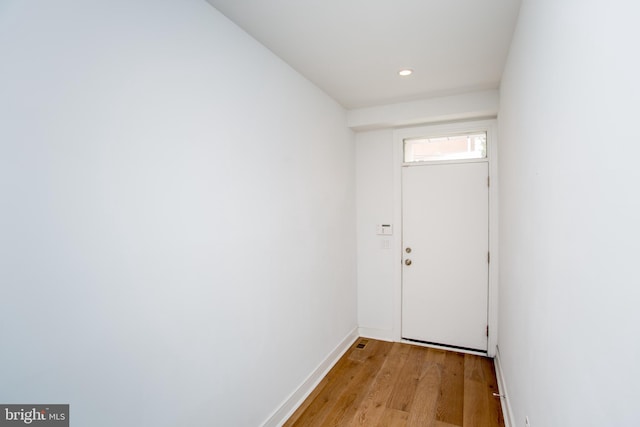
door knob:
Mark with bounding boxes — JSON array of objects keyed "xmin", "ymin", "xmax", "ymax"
[{"xmin": 405, "ymin": 259, "xmax": 412, "ymax": 266}]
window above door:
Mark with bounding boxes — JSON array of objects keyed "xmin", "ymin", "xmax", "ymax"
[{"xmin": 404, "ymin": 132, "xmax": 487, "ymax": 163}]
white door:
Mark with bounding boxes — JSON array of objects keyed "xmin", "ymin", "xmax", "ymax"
[{"xmin": 402, "ymin": 162, "xmax": 489, "ymax": 351}]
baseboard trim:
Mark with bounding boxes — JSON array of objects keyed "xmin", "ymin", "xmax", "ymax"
[
  {"xmin": 260, "ymin": 327, "xmax": 359, "ymax": 427},
  {"xmin": 358, "ymin": 327, "xmax": 394, "ymax": 342},
  {"xmin": 494, "ymin": 346, "xmax": 515, "ymax": 427}
]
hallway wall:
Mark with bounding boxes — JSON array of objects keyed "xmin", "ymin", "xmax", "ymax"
[
  {"xmin": 498, "ymin": 1, "xmax": 640, "ymax": 425},
  {"xmin": 0, "ymin": 1, "xmax": 356, "ymax": 425}
]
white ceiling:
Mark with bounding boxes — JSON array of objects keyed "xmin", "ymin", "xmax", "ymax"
[{"xmin": 206, "ymin": 0, "xmax": 522, "ymax": 109}]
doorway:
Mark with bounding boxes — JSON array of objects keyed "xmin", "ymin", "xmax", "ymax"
[{"xmin": 393, "ymin": 121, "xmax": 497, "ymax": 354}]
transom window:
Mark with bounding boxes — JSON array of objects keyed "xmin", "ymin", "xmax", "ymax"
[{"xmin": 404, "ymin": 132, "xmax": 487, "ymax": 163}]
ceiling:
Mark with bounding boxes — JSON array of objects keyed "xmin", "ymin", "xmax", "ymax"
[{"xmin": 206, "ymin": 0, "xmax": 522, "ymax": 109}]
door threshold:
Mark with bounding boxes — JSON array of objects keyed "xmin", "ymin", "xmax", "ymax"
[{"xmin": 401, "ymin": 338, "xmax": 488, "ymax": 356}]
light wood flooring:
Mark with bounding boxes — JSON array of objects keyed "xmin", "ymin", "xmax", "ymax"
[{"xmin": 284, "ymin": 338, "xmax": 504, "ymax": 427}]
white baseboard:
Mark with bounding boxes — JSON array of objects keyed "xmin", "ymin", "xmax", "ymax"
[
  {"xmin": 358, "ymin": 327, "xmax": 394, "ymax": 342},
  {"xmin": 260, "ymin": 327, "xmax": 359, "ymax": 427},
  {"xmin": 494, "ymin": 346, "xmax": 515, "ymax": 427}
]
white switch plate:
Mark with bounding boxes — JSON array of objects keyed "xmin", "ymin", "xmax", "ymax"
[{"xmin": 376, "ymin": 224, "xmax": 393, "ymax": 235}]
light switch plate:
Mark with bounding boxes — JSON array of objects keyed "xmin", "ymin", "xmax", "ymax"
[{"xmin": 376, "ymin": 224, "xmax": 393, "ymax": 235}]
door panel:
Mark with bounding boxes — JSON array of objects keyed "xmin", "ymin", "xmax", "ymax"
[{"xmin": 402, "ymin": 162, "xmax": 489, "ymax": 351}]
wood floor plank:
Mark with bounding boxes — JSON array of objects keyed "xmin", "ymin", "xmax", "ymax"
[
  {"xmin": 425, "ymin": 347, "xmax": 447, "ymax": 365},
  {"xmin": 387, "ymin": 345, "xmax": 430, "ymax": 412},
  {"xmin": 464, "ymin": 353, "xmax": 486, "ymax": 382},
  {"xmin": 434, "ymin": 421, "xmax": 462, "ymax": 427},
  {"xmin": 284, "ymin": 339, "xmax": 504, "ymax": 427},
  {"xmin": 463, "ymin": 354, "xmax": 501, "ymax": 427},
  {"xmin": 434, "ymin": 351, "xmax": 464, "ymax": 426},
  {"xmin": 323, "ymin": 340, "xmax": 393, "ymax": 426},
  {"xmin": 463, "ymin": 377, "xmax": 491, "ymax": 426},
  {"xmin": 377, "ymin": 408, "xmax": 409, "ymax": 427},
  {"xmin": 349, "ymin": 343, "xmax": 412, "ymax": 426},
  {"xmin": 405, "ymin": 361, "xmax": 441, "ymax": 427}
]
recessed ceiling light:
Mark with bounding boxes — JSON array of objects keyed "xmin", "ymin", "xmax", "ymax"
[{"xmin": 398, "ymin": 68, "xmax": 413, "ymax": 77}]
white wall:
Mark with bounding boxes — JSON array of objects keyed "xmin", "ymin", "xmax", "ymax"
[
  {"xmin": 0, "ymin": 1, "xmax": 356, "ymax": 426},
  {"xmin": 356, "ymin": 129, "xmax": 396, "ymax": 340},
  {"xmin": 498, "ymin": 1, "xmax": 640, "ymax": 426}
]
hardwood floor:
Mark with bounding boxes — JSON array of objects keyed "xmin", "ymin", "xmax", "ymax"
[{"xmin": 284, "ymin": 339, "xmax": 504, "ymax": 427}]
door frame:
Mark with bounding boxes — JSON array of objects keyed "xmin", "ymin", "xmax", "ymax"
[{"xmin": 392, "ymin": 119, "xmax": 499, "ymax": 357}]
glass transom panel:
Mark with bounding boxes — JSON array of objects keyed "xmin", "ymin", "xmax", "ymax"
[{"xmin": 404, "ymin": 132, "xmax": 487, "ymax": 163}]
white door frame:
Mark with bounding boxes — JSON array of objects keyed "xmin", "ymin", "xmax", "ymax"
[{"xmin": 392, "ymin": 119, "xmax": 499, "ymax": 357}]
